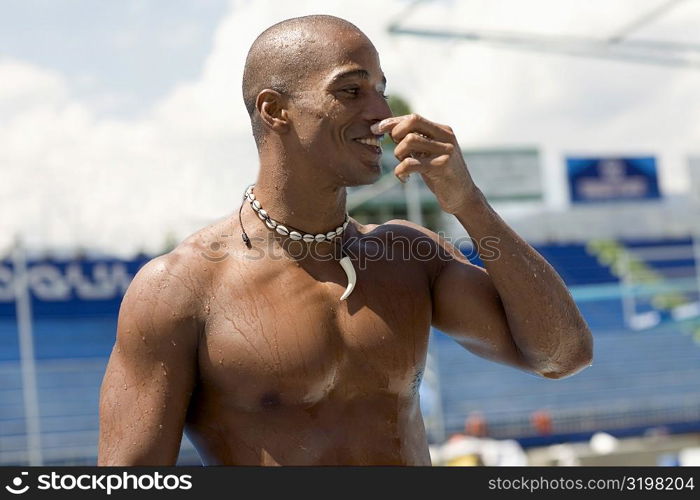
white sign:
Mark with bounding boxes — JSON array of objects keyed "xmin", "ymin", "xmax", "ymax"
[{"xmin": 463, "ymin": 148, "xmax": 543, "ymax": 202}]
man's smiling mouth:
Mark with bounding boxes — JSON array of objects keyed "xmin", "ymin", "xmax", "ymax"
[
  {"xmin": 354, "ymin": 136, "xmax": 382, "ymax": 147},
  {"xmin": 353, "ymin": 135, "xmax": 384, "ymax": 156}
]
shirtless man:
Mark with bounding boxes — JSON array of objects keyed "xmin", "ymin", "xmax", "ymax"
[{"xmin": 97, "ymin": 15, "xmax": 593, "ymax": 466}]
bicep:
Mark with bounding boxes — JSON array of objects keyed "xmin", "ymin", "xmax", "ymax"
[
  {"xmin": 431, "ymin": 258, "xmax": 531, "ymax": 372},
  {"xmin": 98, "ymin": 258, "xmax": 199, "ymax": 465}
]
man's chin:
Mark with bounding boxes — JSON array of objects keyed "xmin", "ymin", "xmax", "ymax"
[{"xmin": 345, "ymin": 164, "xmax": 383, "ymax": 187}]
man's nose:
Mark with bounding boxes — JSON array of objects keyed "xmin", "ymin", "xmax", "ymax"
[{"xmin": 365, "ymin": 91, "xmax": 393, "ymax": 122}]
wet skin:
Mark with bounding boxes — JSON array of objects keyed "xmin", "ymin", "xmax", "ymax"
[
  {"xmin": 97, "ymin": 24, "xmax": 441, "ymax": 466},
  {"xmin": 98, "ymin": 18, "xmax": 592, "ymax": 466},
  {"xmin": 99, "ymin": 215, "xmax": 443, "ymax": 465},
  {"xmin": 186, "ymin": 217, "xmax": 440, "ymax": 465}
]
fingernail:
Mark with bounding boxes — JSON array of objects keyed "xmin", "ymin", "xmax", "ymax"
[
  {"xmin": 371, "ymin": 119, "xmax": 389, "ymax": 134},
  {"xmin": 397, "ymin": 174, "xmax": 409, "ymax": 183}
]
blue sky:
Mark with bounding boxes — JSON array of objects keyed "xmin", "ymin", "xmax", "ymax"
[{"xmin": 0, "ymin": 0, "xmax": 227, "ymax": 117}]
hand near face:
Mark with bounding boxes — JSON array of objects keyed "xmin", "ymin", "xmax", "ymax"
[{"xmin": 371, "ymin": 114, "xmax": 480, "ymax": 214}]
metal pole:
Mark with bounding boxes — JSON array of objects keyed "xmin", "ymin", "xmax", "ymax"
[
  {"xmin": 618, "ymin": 250, "xmax": 637, "ymax": 329},
  {"xmin": 405, "ymin": 175, "xmax": 424, "ymax": 226},
  {"xmin": 693, "ymin": 231, "xmax": 700, "ymax": 308},
  {"xmin": 12, "ymin": 236, "xmax": 43, "ymax": 465},
  {"xmin": 423, "ymin": 350, "xmax": 446, "ymax": 443}
]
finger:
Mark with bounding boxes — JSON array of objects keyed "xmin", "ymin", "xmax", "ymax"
[
  {"xmin": 394, "ymin": 133, "xmax": 455, "ymax": 161},
  {"xmin": 372, "ymin": 114, "xmax": 453, "ymax": 144},
  {"xmin": 370, "ymin": 116, "xmax": 402, "ymax": 135},
  {"xmin": 393, "ymin": 157, "xmax": 431, "ymax": 183}
]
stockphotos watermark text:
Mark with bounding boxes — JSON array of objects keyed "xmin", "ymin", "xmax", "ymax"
[{"xmin": 4, "ymin": 470, "xmax": 192, "ymax": 495}]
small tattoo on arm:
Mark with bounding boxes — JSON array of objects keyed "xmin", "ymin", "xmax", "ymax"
[{"xmin": 410, "ymin": 369, "xmax": 424, "ymax": 395}]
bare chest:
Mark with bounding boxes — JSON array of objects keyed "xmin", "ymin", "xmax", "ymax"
[{"xmin": 196, "ymin": 255, "xmax": 432, "ymax": 411}]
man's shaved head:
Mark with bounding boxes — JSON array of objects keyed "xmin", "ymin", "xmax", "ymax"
[{"xmin": 242, "ymin": 15, "xmax": 370, "ymax": 147}]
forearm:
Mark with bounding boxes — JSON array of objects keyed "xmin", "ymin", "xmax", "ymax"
[{"xmin": 452, "ymin": 190, "xmax": 593, "ymax": 378}]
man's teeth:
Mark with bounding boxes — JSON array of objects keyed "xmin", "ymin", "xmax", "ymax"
[{"xmin": 355, "ymin": 137, "xmax": 381, "ymax": 147}]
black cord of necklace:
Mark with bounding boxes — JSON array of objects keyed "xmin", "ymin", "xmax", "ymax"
[
  {"xmin": 240, "ymin": 185, "xmax": 349, "ymax": 254},
  {"xmin": 238, "ymin": 200, "xmax": 251, "ymax": 248}
]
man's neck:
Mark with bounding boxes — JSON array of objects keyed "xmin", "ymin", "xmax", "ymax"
[{"xmin": 253, "ymin": 163, "xmax": 348, "ymax": 235}]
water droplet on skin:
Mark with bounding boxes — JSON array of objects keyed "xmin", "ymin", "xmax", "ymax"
[
  {"xmin": 219, "ymin": 359, "xmax": 224, "ymax": 365},
  {"xmin": 204, "ymin": 305, "xmax": 211, "ymax": 314},
  {"xmin": 141, "ymin": 336, "xmax": 146, "ymax": 342},
  {"xmin": 123, "ymin": 384, "xmax": 128, "ymax": 390},
  {"xmin": 159, "ymin": 424, "xmax": 163, "ymax": 429},
  {"xmin": 171, "ymin": 340, "xmax": 177, "ymax": 347}
]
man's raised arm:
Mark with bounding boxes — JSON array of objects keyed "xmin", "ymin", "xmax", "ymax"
[
  {"xmin": 373, "ymin": 114, "xmax": 593, "ymax": 379},
  {"xmin": 435, "ymin": 194, "xmax": 593, "ymax": 378},
  {"xmin": 98, "ymin": 252, "xmax": 201, "ymax": 465}
]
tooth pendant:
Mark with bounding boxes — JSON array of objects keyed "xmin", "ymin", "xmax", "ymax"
[
  {"xmin": 242, "ymin": 184, "xmax": 355, "ymax": 300},
  {"xmin": 339, "ymin": 255, "xmax": 356, "ymax": 301}
]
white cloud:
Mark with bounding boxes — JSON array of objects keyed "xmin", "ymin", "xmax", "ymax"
[{"xmin": 1, "ymin": 0, "xmax": 699, "ymax": 257}]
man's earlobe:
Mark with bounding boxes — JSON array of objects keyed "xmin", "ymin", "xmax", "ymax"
[{"xmin": 257, "ymin": 90, "xmax": 289, "ymax": 134}]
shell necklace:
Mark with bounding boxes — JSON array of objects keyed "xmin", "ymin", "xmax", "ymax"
[{"xmin": 240, "ymin": 184, "xmax": 356, "ymax": 301}]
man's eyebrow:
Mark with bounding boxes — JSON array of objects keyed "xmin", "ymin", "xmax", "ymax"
[{"xmin": 330, "ymin": 69, "xmax": 387, "ymax": 86}]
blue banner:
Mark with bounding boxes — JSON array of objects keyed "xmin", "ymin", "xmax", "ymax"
[
  {"xmin": 0, "ymin": 257, "xmax": 150, "ymax": 318},
  {"xmin": 567, "ymin": 156, "xmax": 661, "ymax": 203}
]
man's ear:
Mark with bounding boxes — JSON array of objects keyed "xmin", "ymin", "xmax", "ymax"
[{"xmin": 256, "ymin": 89, "xmax": 290, "ymax": 134}]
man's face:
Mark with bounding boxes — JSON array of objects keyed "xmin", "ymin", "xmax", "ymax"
[{"xmin": 286, "ymin": 30, "xmax": 393, "ymax": 187}]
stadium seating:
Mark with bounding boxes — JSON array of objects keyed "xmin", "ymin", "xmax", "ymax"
[
  {"xmin": 421, "ymin": 239, "xmax": 700, "ymax": 446},
  {"xmin": 0, "ymin": 237, "xmax": 698, "ymax": 462}
]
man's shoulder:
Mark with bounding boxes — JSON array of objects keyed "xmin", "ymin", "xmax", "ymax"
[
  {"xmin": 126, "ymin": 223, "xmax": 225, "ymax": 312},
  {"xmin": 369, "ymin": 218, "xmax": 441, "ymax": 242},
  {"xmin": 369, "ymin": 218, "xmax": 465, "ymax": 264}
]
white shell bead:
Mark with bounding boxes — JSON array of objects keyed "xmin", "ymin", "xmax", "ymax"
[{"xmin": 242, "ymin": 186, "xmax": 351, "ymax": 250}]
